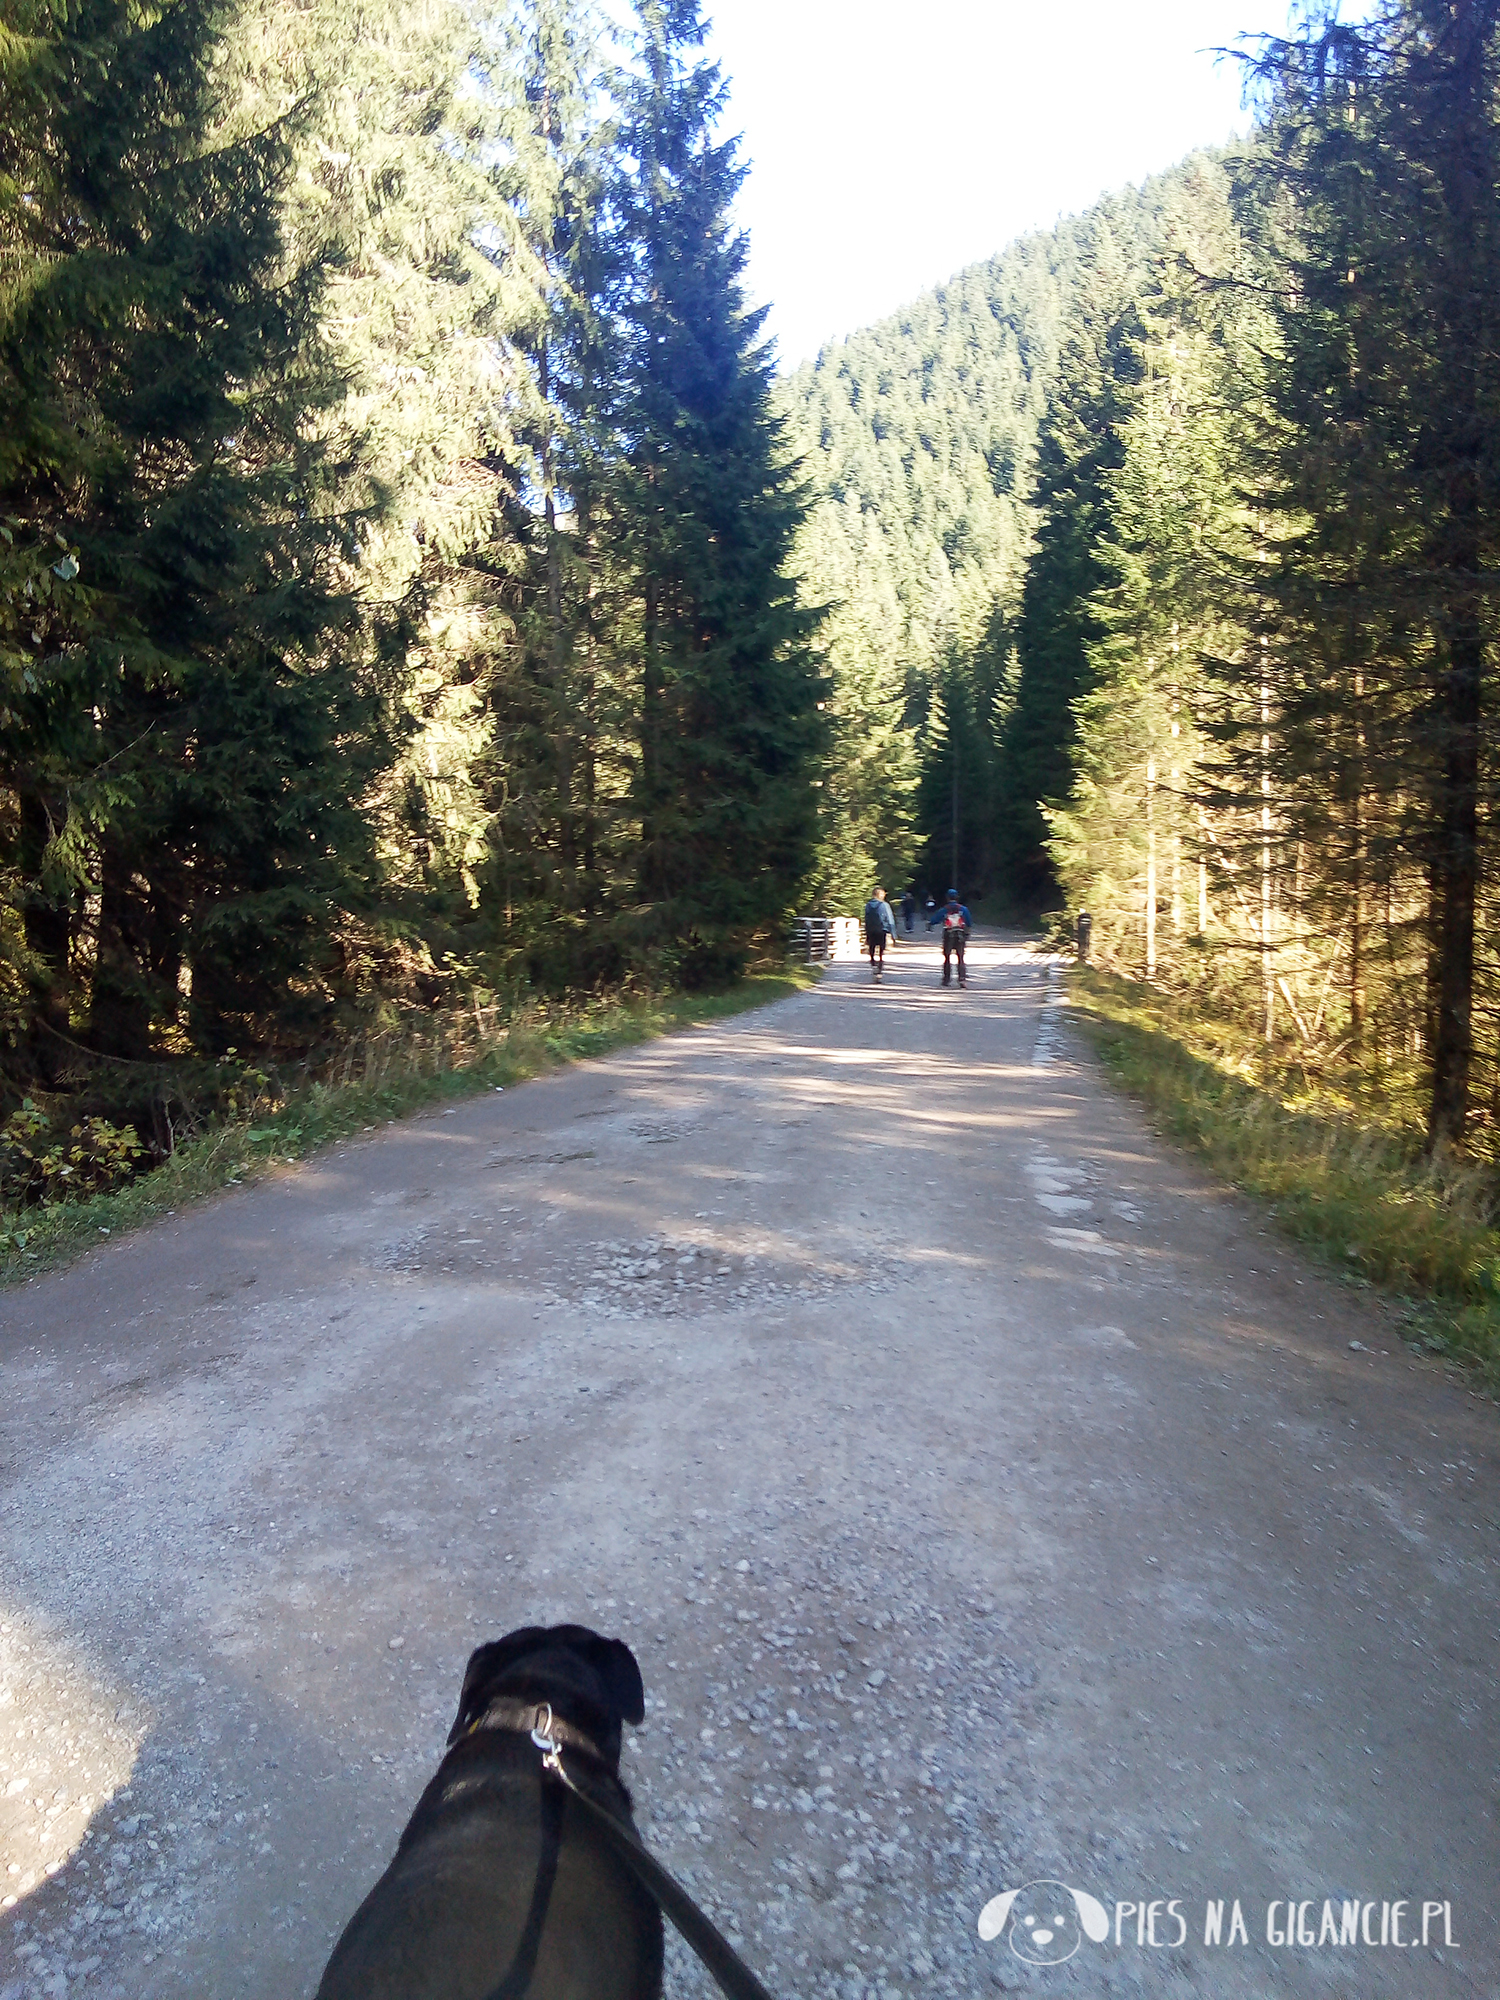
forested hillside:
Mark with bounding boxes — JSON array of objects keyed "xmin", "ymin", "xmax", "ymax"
[
  {"xmin": 778, "ymin": 154, "xmax": 1235, "ymax": 910},
  {"xmin": 785, "ymin": 4, "xmax": 1500, "ymax": 1158}
]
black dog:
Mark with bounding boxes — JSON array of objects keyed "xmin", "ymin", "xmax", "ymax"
[{"xmin": 316, "ymin": 1625, "xmax": 664, "ymax": 2000}]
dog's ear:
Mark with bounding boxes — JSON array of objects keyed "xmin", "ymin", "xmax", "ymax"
[
  {"xmin": 976, "ymin": 1889, "xmax": 1017, "ymax": 1942},
  {"xmin": 447, "ymin": 1628, "xmax": 549, "ymax": 1745},
  {"xmin": 584, "ymin": 1635, "xmax": 645, "ymax": 1726},
  {"xmin": 1070, "ymin": 1887, "xmax": 1110, "ymax": 1943}
]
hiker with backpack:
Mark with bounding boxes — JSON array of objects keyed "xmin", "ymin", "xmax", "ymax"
[
  {"xmin": 863, "ymin": 887, "xmax": 897, "ymax": 978},
  {"xmin": 928, "ymin": 889, "xmax": 972, "ymax": 987}
]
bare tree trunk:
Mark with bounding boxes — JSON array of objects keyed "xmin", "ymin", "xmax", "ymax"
[
  {"xmin": 640, "ymin": 570, "xmax": 662, "ymax": 900},
  {"xmin": 18, "ymin": 787, "xmax": 72, "ymax": 1077},
  {"xmin": 581, "ymin": 528, "xmax": 599, "ymax": 894},
  {"xmin": 1261, "ymin": 671, "xmax": 1274, "ymax": 1043},
  {"xmin": 1145, "ymin": 756, "xmax": 1157, "ymax": 977},
  {"xmin": 1350, "ymin": 670, "xmax": 1366, "ymax": 1040},
  {"xmin": 1428, "ymin": 613, "xmax": 1482, "ymax": 1146},
  {"xmin": 1170, "ymin": 705, "xmax": 1182, "ymax": 934},
  {"xmin": 539, "ymin": 339, "xmax": 576, "ymax": 877},
  {"xmin": 90, "ymin": 840, "xmax": 153, "ymax": 1060},
  {"xmin": 1423, "ymin": 0, "xmax": 1495, "ymax": 1147}
]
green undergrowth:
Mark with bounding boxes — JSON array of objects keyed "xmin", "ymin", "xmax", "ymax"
[
  {"xmin": 0, "ymin": 970, "xmax": 815, "ymax": 1287},
  {"xmin": 1069, "ymin": 966, "xmax": 1500, "ymax": 1390}
]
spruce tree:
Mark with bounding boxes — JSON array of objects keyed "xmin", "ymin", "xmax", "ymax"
[
  {"xmin": 613, "ymin": 0, "xmax": 823, "ymax": 980},
  {"xmin": 232, "ymin": 0, "xmax": 517, "ymax": 936},
  {"xmin": 1240, "ymin": 2, "xmax": 1500, "ymax": 1146},
  {"xmin": 1053, "ymin": 158, "xmax": 1264, "ymax": 978},
  {"xmin": 0, "ymin": 0, "xmax": 389, "ymax": 1065},
  {"xmin": 473, "ymin": 0, "xmax": 636, "ymax": 987}
]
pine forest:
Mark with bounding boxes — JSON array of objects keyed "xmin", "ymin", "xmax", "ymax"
[{"xmin": 6, "ymin": 0, "xmax": 1500, "ymax": 1205}]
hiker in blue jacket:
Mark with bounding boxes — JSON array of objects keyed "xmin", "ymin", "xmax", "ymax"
[
  {"xmin": 929, "ymin": 889, "xmax": 972, "ymax": 986},
  {"xmin": 863, "ymin": 887, "xmax": 897, "ymax": 978}
]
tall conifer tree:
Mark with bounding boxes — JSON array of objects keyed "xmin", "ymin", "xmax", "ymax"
[
  {"xmin": 233, "ymin": 0, "xmax": 517, "ymax": 930},
  {"xmin": 1052, "ymin": 160, "xmax": 1263, "ymax": 976},
  {"xmin": 475, "ymin": 0, "xmax": 635, "ymax": 985},
  {"xmin": 0, "ymin": 0, "xmax": 387, "ymax": 1066},
  {"xmin": 613, "ymin": 0, "xmax": 822, "ymax": 978},
  {"xmin": 1240, "ymin": 2, "xmax": 1500, "ymax": 1146}
]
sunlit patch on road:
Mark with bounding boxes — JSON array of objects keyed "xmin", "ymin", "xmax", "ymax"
[{"xmin": 0, "ymin": 1611, "xmax": 143, "ymax": 1907}]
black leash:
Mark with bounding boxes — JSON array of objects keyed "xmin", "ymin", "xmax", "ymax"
[
  {"xmin": 482, "ymin": 1704, "xmax": 778, "ymax": 2000},
  {"xmin": 482, "ymin": 1774, "xmax": 565, "ymax": 2000}
]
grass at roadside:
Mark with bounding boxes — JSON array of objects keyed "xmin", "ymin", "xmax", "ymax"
[
  {"xmin": 1068, "ymin": 965, "xmax": 1500, "ymax": 1390},
  {"xmin": 0, "ymin": 970, "xmax": 816, "ymax": 1287}
]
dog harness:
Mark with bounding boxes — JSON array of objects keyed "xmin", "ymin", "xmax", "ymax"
[{"xmin": 468, "ymin": 1701, "xmax": 777, "ymax": 2000}]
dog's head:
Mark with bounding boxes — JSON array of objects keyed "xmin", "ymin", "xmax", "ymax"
[{"xmin": 447, "ymin": 1624, "xmax": 646, "ymax": 1768}]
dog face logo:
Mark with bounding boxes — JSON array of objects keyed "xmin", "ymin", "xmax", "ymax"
[{"xmin": 977, "ymin": 1879, "xmax": 1110, "ymax": 1964}]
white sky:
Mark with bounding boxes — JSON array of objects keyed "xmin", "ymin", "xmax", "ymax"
[{"xmin": 698, "ymin": 0, "xmax": 1308, "ymax": 367}]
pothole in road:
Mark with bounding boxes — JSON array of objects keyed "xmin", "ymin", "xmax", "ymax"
[
  {"xmin": 373, "ymin": 1230, "xmax": 427, "ymax": 1274},
  {"xmin": 569, "ymin": 1236, "xmax": 865, "ymax": 1318},
  {"xmin": 370, "ymin": 1226, "xmax": 883, "ymax": 1313}
]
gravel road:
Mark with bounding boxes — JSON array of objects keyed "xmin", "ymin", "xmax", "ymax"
[{"xmin": 1, "ymin": 935, "xmax": 1496, "ymax": 2000}]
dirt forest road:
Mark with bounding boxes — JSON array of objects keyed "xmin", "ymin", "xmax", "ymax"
[{"xmin": 1, "ymin": 934, "xmax": 1497, "ymax": 2000}]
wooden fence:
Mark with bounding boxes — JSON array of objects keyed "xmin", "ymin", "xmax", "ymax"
[{"xmin": 791, "ymin": 916, "xmax": 864, "ymax": 962}]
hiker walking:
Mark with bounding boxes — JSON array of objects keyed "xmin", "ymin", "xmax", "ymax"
[
  {"xmin": 928, "ymin": 889, "xmax": 972, "ymax": 987},
  {"xmin": 863, "ymin": 887, "xmax": 896, "ymax": 977},
  {"xmin": 900, "ymin": 889, "xmax": 916, "ymax": 934}
]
